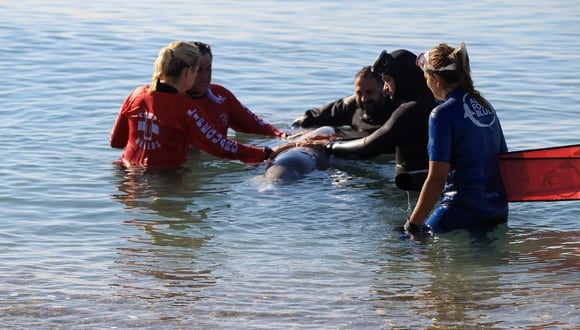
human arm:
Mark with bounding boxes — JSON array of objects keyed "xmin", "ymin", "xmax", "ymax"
[
  {"xmin": 185, "ymin": 107, "xmax": 270, "ymax": 163},
  {"xmin": 233, "ymin": 104, "xmax": 286, "ymax": 138},
  {"xmin": 268, "ymin": 141, "xmax": 301, "ymax": 159},
  {"xmin": 110, "ymin": 113, "xmax": 129, "ymax": 149},
  {"xmin": 326, "ymin": 101, "xmax": 418, "ymax": 159},
  {"xmin": 268, "ymin": 132, "xmax": 343, "ymax": 159},
  {"xmin": 406, "ymin": 160, "xmax": 449, "ymax": 228},
  {"xmin": 223, "ymin": 88, "xmax": 286, "ymax": 138},
  {"xmin": 110, "ymin": 93, "xmax": 134, "ymax": 149},
  {"xmin": 291, "ymin": 95, "xmax": 358, "ymax": 128},
  {"xmin": 405, "ymin": 102, "xmax": 451, "ymax": 229},
  {"xmin": 327, "ymin": 128, "xmax": 395, "ymax": 159}
]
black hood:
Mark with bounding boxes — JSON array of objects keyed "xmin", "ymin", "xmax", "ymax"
[{"xmin": 381, "ymin": 49, "xmax": 430, "ymax": 102}]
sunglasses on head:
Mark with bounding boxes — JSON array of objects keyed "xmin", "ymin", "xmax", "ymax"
[{"xmin": 416, "ymin": 51, "xmax": 457, "ymax": 72}]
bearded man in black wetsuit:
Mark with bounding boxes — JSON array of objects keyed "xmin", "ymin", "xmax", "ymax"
[
  {"xmin": 292, "ymin": 66, "xmax": 394, "ymax": 139},
  {"xmin": 295, "ymin": 50, "xmax": 436, "ymax": 184}
]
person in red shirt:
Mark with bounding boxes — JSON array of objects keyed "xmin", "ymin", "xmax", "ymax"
[
  {"xmin": 110, "ymin": 41, "xmax": 272, "ymax": 170},
  {"xmin": 187, "ymin": 41, "xmax": 287, "ymax": 139}
]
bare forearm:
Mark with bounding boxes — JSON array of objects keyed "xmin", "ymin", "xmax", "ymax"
[
  {"xmin": 409, "ymin": 161, "xmax": 449, "ymax": 225},
  {"xmin": 410, "ymin": 179, "xmax": 443, "ymax": 224}
]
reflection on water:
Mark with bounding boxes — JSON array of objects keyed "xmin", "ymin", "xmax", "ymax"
[
  {"xmin": 109, "ymin": 162, "xmax": 220, "ymax": 305},
  {"xmin": 113, "ymin": 240, "xmax": 218, "ymax": 306},
  {"xmin": 105, "ymin": 160, "xmax": 580, "ymax": 328},
  {"xmin": 113, "ymin": 171, "xmax": 190, "ymax": 217},
  {"xmin": 370, "ymin": 226, "xmax": 507, "ymax": 327},
  {"xmin": 370, "ymin": 226, "xmax": 579, "ymax": 328}
]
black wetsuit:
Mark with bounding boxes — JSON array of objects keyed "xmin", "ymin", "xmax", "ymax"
[
  {"xmin": 296, "ymin": 95, "xmax": 395, "ymax": 139},
  {"xmin": 328, "ymin": 50, "xmax": 436, "ymax": 174}
]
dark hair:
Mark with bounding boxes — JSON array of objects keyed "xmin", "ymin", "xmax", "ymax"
[
  {"xmin": 355, "ymin": 66, "xmax": 382, "ymax": 86},
  {"xmin": 192, "ymin": 41, "xmax": 213, "ymax": 58}
]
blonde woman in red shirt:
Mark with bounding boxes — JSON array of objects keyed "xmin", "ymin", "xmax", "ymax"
[{"xmin": 110, "ymin": 41, "xmax": 272, "ymax": 170}]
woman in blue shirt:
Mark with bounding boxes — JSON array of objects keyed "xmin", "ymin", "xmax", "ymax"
[{"xmin": 404, "ymin": 42, "xmax": 509, "ymax": 234}]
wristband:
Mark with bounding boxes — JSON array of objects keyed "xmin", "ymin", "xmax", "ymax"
[
  {"xmin": 263, "ymin": 146, "xmax": 273, "ymax": 160},
  {"xmin": 325, "ymin": 142, "xmax": 335, "ymax": 154}
]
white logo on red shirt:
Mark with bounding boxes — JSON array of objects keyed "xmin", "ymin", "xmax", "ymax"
[
  {"xmin": 135, "ymin": 112, "xmax": 161, "ymax": 150},
  {"xmin": 186, "ymin": 108, "xmax": 239, "ymax": 153}
]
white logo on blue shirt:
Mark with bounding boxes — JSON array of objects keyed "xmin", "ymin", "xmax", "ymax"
[{"xmin": 462, "ymin": 93, "xmax": 496, "ymax": 128}]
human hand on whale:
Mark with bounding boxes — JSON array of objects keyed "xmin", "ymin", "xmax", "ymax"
[{"xmin": 268, "ymin": 134, "xmax": 343, "ymax": 159}]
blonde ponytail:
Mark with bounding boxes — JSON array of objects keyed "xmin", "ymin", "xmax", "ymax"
[{"xmin": 149, "ymin": 41, "xmax": 200, "ymax": 92}]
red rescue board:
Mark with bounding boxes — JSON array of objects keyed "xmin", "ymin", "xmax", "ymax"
[{"xmin": 499, "ymin": 144, "xmax": 580, "ymax": 202}]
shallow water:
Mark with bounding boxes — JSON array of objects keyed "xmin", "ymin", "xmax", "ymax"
[{"xmin": 1, "ymin": 0, "xmax": 579, "ymax": 328}]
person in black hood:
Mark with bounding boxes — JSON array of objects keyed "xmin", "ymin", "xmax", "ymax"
[
  {"xmin": 268, "ymin": 50, "xmax": 435, "ymax": 188},
  {"xmin": 291, "ymin": 66, "xmax": 394, "ymax": 138},
  {"xmin": 325, "ymin": 49, "xmax": 436, "ymax": 180}
]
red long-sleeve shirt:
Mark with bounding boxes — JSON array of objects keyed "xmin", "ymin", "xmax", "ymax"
[
  {"xmin": 110, "ymin": 85, "xmax": 266, "ymax": 169},
  {"xmin": 189, "ymin": 84, "xmax": 284, "ymax": 137}
]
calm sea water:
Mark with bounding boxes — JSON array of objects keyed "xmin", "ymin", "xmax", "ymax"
[{"xmin": 1, "ymin": 0, "xmax": 579, "ymax": 328}]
